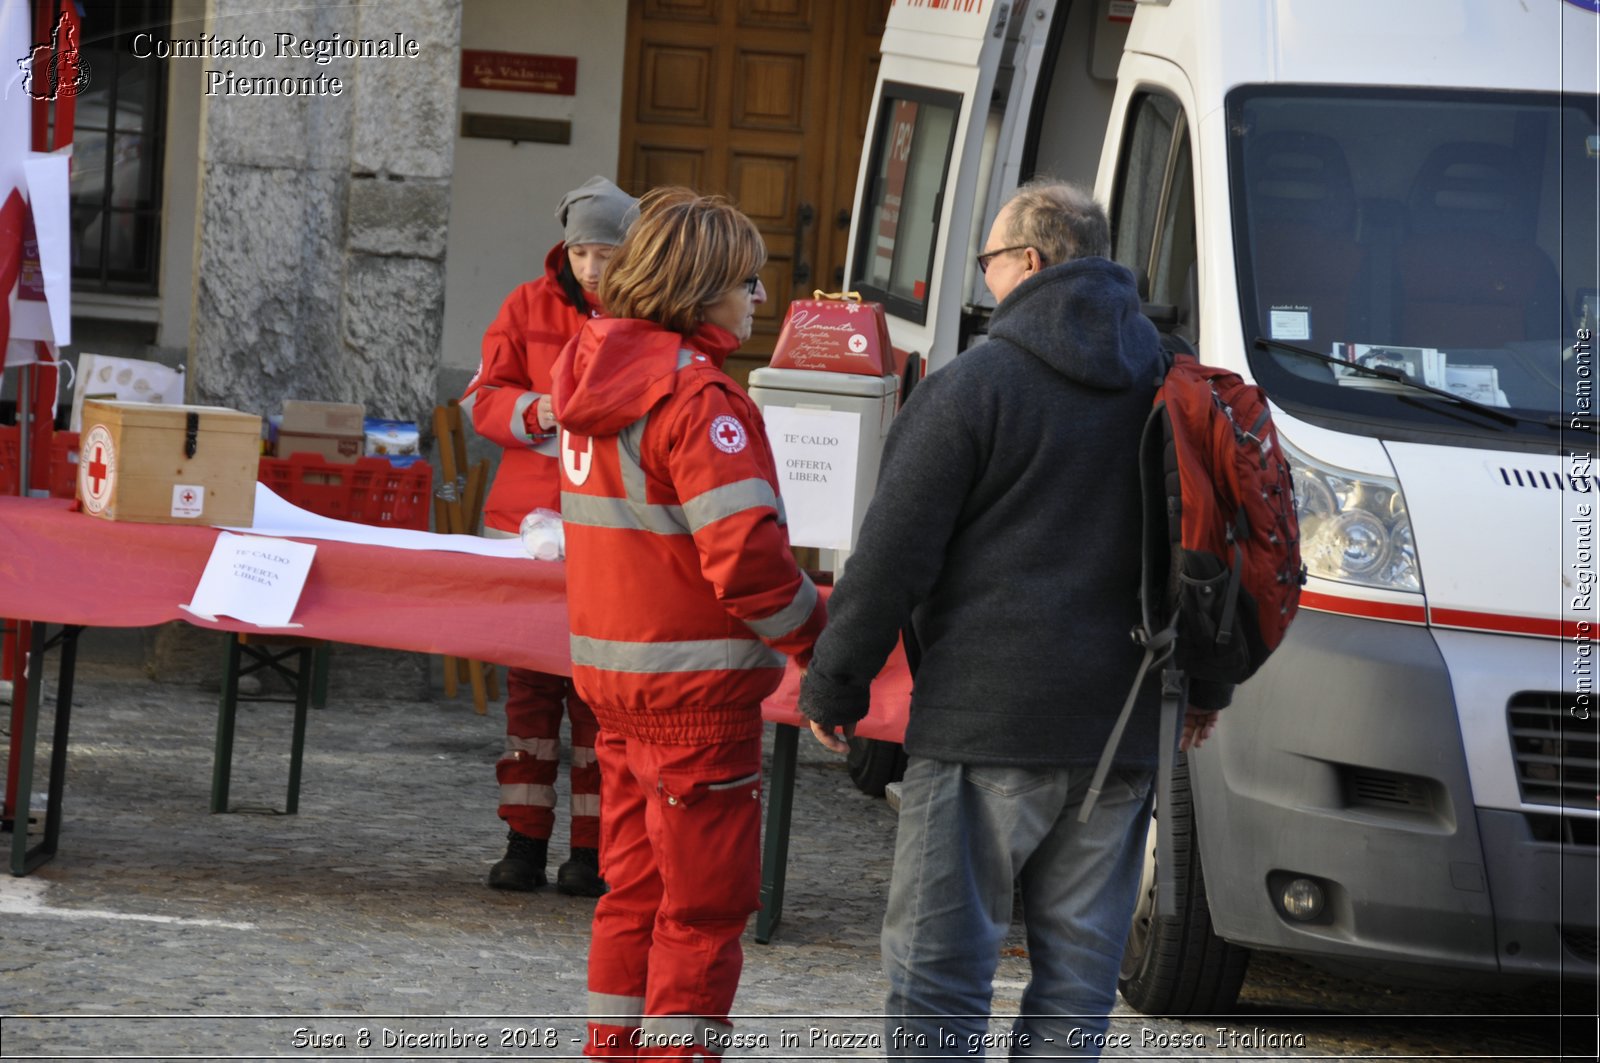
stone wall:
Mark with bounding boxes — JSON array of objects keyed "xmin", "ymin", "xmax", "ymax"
[{"xmin": 188, "ymin": 0, "xmax": 462, "ymax": 427}]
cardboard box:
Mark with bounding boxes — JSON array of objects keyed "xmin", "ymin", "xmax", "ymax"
[
  {"xmin": 279, "ymin": 400, "xmax": 365, "ymax": 462},
  {"xmin": 78, "ymin": 400, "xmax": 262, "ymax": 525}
]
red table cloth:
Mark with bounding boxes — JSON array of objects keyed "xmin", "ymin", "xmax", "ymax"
[{"xmin": 0, "ymin": 497, "xmax": 912, "ymax": 740}]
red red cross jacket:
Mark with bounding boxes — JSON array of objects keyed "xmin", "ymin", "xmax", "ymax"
[
  {"xmin": 460, "ymin": 243, "xmax": 597, "ymax": 532},
  {"xmin": 550, "ymin": 317, "xmax": 826, "ymax": 743}
]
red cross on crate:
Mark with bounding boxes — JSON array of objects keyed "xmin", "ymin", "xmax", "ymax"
[{"xmin": 87, "ymin": 444, "xmax": 108, "ymax": 492}]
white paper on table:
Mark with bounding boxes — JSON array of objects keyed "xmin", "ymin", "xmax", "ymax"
[
  {"xmin": 760, "ymin": 405, "xmax": 861, "ymax": 551},
  {"xmin": 181, "ymin": 532, "xmax": 316, "ymax": 628},
  {"xmin": 225, "ymin": 483, "xmax": 527, "ymax": 558}
]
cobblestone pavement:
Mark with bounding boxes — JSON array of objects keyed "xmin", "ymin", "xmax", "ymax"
[{"xmin": 0, "ymin": 661, "xmax": 1589, "ymax": 1061}]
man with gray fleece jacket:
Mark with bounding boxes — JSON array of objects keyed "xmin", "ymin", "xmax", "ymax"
[{"xmin": 799, "ymin": 179, "xmax": 1220, "ymax": 1058}]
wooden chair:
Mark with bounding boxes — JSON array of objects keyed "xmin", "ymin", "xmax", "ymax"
[{"xmin": 432, "ymin": 401, "xmax": 499, "ymax": 714}]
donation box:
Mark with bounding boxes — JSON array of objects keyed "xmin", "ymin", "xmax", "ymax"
[
  {"xmin": 748, "ymin": 366, "xmax": 898, "ymax": 574},
  {"xmin": 78, "ymin": 400, "xmax": 263, "ymax": 526}
]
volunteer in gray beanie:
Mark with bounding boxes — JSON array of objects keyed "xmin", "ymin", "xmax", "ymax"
[
  {"xmin": 461, "ymin": 175, "xmax": 639, "ymax": 901},
  {"xmin": 556, "ymin": 176, "xmax": 638, "ymax": 248}
]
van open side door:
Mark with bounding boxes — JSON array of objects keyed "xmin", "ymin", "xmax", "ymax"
[
  {"xmin": 843, "ymin": 0, "xmax": 1134, "ymax": 375},
  {"xmin": 843, "ymin": 1, "xmax": 1030, "ymax": 376}
]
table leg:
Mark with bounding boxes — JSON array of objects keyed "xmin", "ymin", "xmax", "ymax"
[
  {"xmin": 214, "ymin": 635, "xmax": 315, "ymax": 815},
  {"xmin": 39, "ymin": 626, "xmax": 78, "ymax": 861},
  {"xmin": 8, "ymin": 622, "xmax": 80, "ymax": 876},
  {"xmin": 756, "ymin": 722, "xmax": 799, "ymax": 944},
  {"xmin": 210, "ymin": 634, "xmax": 242, "ymax": 813},
  {"xmin": 285, "ymin": 646, "xmax": 312, "ymax": 815},
  {"xmin": 310, "ymin": 641, "xmax": 331, "ymax": 711}
]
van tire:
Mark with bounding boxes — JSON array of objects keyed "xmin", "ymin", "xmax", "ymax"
[
  {"xmin": 846, "ymin": 737, "xmax": 907, "ymax": 797},
  {"xmin": 1117, "ymin": 753, "xmax": 1251, "ymax": 1016}
]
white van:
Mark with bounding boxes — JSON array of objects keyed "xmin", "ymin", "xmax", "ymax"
[{"xmin": 842, "ymin": 0, "xmax": 1598, "ymax": 1011}]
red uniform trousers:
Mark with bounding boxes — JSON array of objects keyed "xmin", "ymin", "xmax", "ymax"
[
  {"xmin": 584, "ymin": 729, "xmax": 763, "ymax": 1061},
  {"xmin": 497, "ymin": 668, "xmax": 601, "ymax": 848}
]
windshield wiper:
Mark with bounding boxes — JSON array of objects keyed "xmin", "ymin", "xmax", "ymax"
[{"xmin": 1253, "ymin": 336, "xmax": 1523, "ymax": 429}]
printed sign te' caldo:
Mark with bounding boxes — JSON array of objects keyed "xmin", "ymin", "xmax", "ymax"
[{"xmin": 761, "ymin": 405, "xmax": 861, "ymax": 551}]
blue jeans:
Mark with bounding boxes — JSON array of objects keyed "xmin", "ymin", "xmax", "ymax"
[{"xmin": 881, "ymin": 757, "xmax": 1154, "ymax": 1060}]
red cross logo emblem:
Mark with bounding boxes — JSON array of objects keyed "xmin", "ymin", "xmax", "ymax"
[
  {"xmin": 561, "ymin": 429, "xmax": 593, "ymax": 486},
  {"xmin": 710, "ymin": 415, "xmax": 747, "ymax": 454},
  {"xmin": 79, "ymin": 425, "xmax": 116, "ymax": 514},
  {"xmin": 88, "ymin": 445, "xmax": 108, "ymax": 492}
]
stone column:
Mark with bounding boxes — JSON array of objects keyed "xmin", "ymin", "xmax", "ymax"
[{"xmin": 189, "ymin": 0, "xmax": 462, "ymax": 426}]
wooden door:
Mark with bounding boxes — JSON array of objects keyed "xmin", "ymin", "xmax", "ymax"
[{"xmin": 620, "ymin": 0, "xmax": 887, "ymax": 387}]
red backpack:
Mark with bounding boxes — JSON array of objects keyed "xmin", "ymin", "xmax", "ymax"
[
  {"xmin": 1081, "ymin": 346, "xmax": 1304, "ymax": 912},
  {"xmin": 1146, "ymin": 350, "xmax": 1304, "ymax": 683}
]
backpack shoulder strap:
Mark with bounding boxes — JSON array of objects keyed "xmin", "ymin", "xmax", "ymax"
[{"xmin": 1078, "ymin": 343, "xmax": 1180, "ymax": 825}]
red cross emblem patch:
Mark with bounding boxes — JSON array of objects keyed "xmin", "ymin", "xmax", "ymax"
[
  {"xmin": 710, "ymin": 414, "xmax": 748, "ymax": 454},
  {"xmin": 80, "ymin": 424, "xmax": 116, "ymax": 515}
]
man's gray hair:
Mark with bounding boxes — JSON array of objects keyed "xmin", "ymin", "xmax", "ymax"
[{"xmin": 1002, "ymin": 179, "xmax": 1111, "ymax": 265}]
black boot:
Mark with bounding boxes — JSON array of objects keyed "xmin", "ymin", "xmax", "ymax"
[
  {"xmin": 556, "ymin": 847, "xmax": 608, "ymax": 897},
  {"xmin": 488, "ymin": 829, "xmax": 548, "ymax": 891}
]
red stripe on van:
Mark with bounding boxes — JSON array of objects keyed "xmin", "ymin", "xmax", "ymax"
[
  {"xmin": 1299, "ymin": 590, "xmax": 1428, "ymax": 624},
  {"xmin": 1302, "ymin": 592, "xmax": 1579, "ymax": 639},
  {"xmin": 1429, "ymin": 608, "xmax": 1579, "ymax": 639}
]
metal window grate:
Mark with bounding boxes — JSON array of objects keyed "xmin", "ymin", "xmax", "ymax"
[
  {"xmin": 1507, "ymin": 692, "xmax": 1599, "ymax": 809},
  {"xmin": 68, "ymin": 0, "xmax": 170, "ymax": 294}
]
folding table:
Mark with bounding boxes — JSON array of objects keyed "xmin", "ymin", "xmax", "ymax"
[{"xmin": 0, "ymin": 496, "xmax": 911, "ymax": 942}]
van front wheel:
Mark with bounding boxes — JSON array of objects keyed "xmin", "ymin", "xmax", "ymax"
[{"xmin": 1117, "ymin": 753, "xmax": 1250, "ymax": 1015}]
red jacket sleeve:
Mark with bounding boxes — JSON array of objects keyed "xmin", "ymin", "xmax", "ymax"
[
  {"xmin": 659, "ymin": 383, "xmax": 826, "ymax": 663},
  {"xmin": 461, "ymin": 282, "xmax": 572, "ymax": 449}
]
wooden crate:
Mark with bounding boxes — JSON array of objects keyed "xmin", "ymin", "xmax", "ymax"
[{"xmin": 78, "ymin": 400, "xmax": 262, "ymax": 525}]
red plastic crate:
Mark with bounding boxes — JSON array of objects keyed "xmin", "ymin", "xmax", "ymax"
[
  {"xmin": 258, "ymin": 454, "xmax": 433, "ymax": 531},
  {"xmin": 0, "ymin": 425, "xmax": 80, "ymax": 499},
  {"xmin": 1, "ymin": 424, "xmax": 21, "ymax": 496}
]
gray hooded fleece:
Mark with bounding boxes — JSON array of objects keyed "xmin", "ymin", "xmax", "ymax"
[{"xmin": 798, "ymin": 256, "xmax": 1167, "ymax": 768}]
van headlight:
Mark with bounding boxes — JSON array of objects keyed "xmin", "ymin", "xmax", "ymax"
[{"xmin": 1284, "ymin": 439, "xmax": 1422, "ymax": 593}]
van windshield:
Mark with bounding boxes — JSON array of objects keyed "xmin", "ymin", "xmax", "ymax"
[{"xmin": 1230, "ymin": 88, "xmax": 1597, "ymax": 440}]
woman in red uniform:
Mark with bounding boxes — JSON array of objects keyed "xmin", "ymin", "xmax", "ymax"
[
  {"xmin": 460, "ymin": 176, "xmax": 637, "ymax": 896},
  {"xmin": 552, "ymin": 188, "xmax": 826, "ymax": 1059}
]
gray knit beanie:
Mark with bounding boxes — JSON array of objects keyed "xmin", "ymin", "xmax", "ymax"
[{"xmin": 556, "ymin": 176, "xmax": 638, "ymax": 247}]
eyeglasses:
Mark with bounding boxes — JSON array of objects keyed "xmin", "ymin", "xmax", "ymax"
[
  {"xmin": 743, "ymin": 275, "xmax": 761, "ymax": 295},
  {"xmin": 976, "ymin": 244, "xmax": 1031, "ymax": 274}
]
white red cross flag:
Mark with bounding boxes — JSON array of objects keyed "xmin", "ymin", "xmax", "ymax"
[
  {"xmin": 3, "ymin": 0, "xmax": 76, "ymax": 472},
  {"xmin": 3, "ymin": 0, "xmax": 73, "ymax": 366},
  {"xmin": 1, "ymin": 0, "xmax": 31, "ymax": 355}
]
